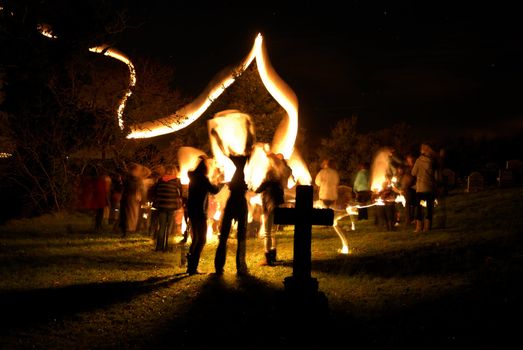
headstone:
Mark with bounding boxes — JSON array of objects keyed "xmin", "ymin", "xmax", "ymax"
[
  {"xmin": 467, "ymin": 171, "xmax": 484, "ymax": 193},
  {"xmin": 498, "ymin": 169, "xmax": 514, "ymax": 188},
  {"xmin": 506, "ymin": 159, "xmax": 523, "ymax": 184},
  {"xmin": 441, "ymin": 168, "xmax": 456, "ymax": 188},
  {"xmin": 274, "ymin": 185, "xmax": 334, "ymax": 294},
  {"xmin": 483, "ymin": 162, "xmax": 499, "ymax": 185}
]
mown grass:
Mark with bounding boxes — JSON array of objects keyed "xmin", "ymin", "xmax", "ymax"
[{"xmin": 1, "ymin": 187, "xmax": 522, "ymax": 348}]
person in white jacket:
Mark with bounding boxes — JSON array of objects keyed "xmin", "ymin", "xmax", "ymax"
[{"xmin": 314, "ymin": 159, "xmax": 340, "ymax": 208}]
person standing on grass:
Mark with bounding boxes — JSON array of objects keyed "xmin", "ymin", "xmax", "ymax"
[
  {"xmin": 119, "ymin": 163, "xmax": 146, "ymax": 237},
  {"xmin": 353, "ymin": 162, "xmax": 371, "ymax": 220},
  {"xmin": 152, "ymin": 165, "xmax": 182, "ymax": 252},
  {"xmin": 315, "ymin": 159, "xmax": 340, "ymax": 208},
  {"xmin": 400, "ymin": 154, "xmax": 416, "ymax": 226},
  {"xmin": 186, "ymin": 157, "xmax": 223, "ymax": 275},
  {"xmin": 214, "ymin": 154, "xmax": 250, "ymax": 276},
  {"xmin": 255, "ymin": 164, "xmax": 285, "ymax": 266},
  {"xmin": 412, "ymin": 143, "xmax": 437, "ymax": 233}
]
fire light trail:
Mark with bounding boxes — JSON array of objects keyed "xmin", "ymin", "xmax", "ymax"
[
  {"xmin": 127, "ymin": 34, "xmax": 299, "ymax": 160},
  {"xmin": 88, "ymin": 46, "xmax": 136, "ymax": 130},
  {"xmin": 37, "ymin": 25, "xmax": 136, "ymax": 131}
]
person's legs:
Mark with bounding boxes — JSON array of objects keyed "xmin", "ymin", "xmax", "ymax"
[
  {"xmin": 414, "ymin": 193, "xmax": 423, "ymax": 232},
  {"xmin": 214, "ymin": 204, "xmax": 233, "ymax": 274},
  {"xmin": 424, "ymin": 193, "xmax": 435, "ymax": 232},
  {"xmin": 94, "ymin": 208, "xmax": 104, "ymax": 231},
  {"xmin": 385, "ymin": 203, "xmax": 395, "ymax": 231},
  {"xmin": 187, "ymin": 217, "xmax": 207, "ymax": 274},
  {"xmin": 162, "ymin": 210, "xmax": 174, "ymax": 251},
  {"xmin": 235, "ymin": 199, "xmax": 248, "ymax": 274},
  {"xmin": 156, "ymin": 210, "xmax": 168, "ymax": 251}
]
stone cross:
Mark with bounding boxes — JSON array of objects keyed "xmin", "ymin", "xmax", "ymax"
[{"xmin": 274, "ymin": 185, "xmax": 334, "ymax": 294}]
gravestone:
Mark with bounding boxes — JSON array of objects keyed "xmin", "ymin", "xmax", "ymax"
[
  {"xmin": 506, "ymin": 159, "xmax": 523, "ymax": 184},
  {"xmin": 274, "ymin": 185, "xmax": 334, "ymax": 294},
  {"xmin": 498, "ymin": 169, "xmax": 514, "ymax": 188},
  {"xmin": 441, "ymin": 168, "xmax": 456, "ymax": 188},
  {"xmin": 467, "ymin": 171, "xmax": 484, "ymax": 193}
]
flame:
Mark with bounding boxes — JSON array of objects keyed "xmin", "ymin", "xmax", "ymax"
[
  {"xmin": 37, "ymin": 23, "xmax": 57, "ymax": 39},
  {"xmin": 36, "ymin": 26, "xmax": 298, "ymax": 157},
  {"xmin": 370, "ymin": 148, "xmax": 392, "ymax": 193},
  {"xmin": 249, "ymin": 194, "xmax": 263, "ymax": 206},
  {"xmin": 126, "ymin": 34, "xmax": 298, "ymax": 160},
  {"xmin": 244, "ymin": 143, "xmax": 271, "ymax": 190},
  {"xmin": 346, "ymin": 205, "xmax": 359, "ymax": 216},
  {"xmin": 395, "ymin": 194, "xmax": 406, "ymax": 207},
  {"xmin": 88, "ymin": 46, "xmax": 136, "ymax": 130},
  {"xmin": 36, "ymin": 24, "xmax": 135, "ymax": 131},
  {"xmin": 177, "ymin": 146, "xmax": 207, "ymax": 185},
  {"xmin": 208, "ymin": 110, "xmax": 255, "ymax": 182},
  {"xmin": 181, "ymin": 215, "xmax": 188, "ymax": 239},
  {"xmin": 286, "ymin": 149, "xmax": 311, "ymax": 186}
]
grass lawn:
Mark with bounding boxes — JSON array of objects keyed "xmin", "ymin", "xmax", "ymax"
[{"xmin": 1, "ymin": 186, "xmax": 522, "ymax": 348}]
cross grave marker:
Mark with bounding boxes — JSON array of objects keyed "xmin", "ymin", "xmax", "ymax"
[{"xmin": 274, "ymin": 185, "xmax": 334, "ymax": 294}]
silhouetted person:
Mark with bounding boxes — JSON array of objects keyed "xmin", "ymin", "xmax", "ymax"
[
  {"xmin": 119, "ymin": 163, "xmax": 146, "ymax": 237},
  {"xmin": 186, "ymin": 157, "xmax": 222, "ymax": 275},
  {"xmin": 152, "ymin": 165, "xmax": 182, "ymax": 252},
  {"xmin": 401, "ymin": 154, "xmax": 416, "ymax": 226},
  {"xmin": 255, "ymin": 167, "xmax": 285, "ymax": 266},
  {"xmin": 214, "ymin": 154, "xmax": 249, "ymax": 275},
  {"xmin": 412, "ymin": 143, "xmax": 437, "ymax": 232},
  {"xmin": 353, "ymin": 162, "xmax": 371, "ymax": 220}
]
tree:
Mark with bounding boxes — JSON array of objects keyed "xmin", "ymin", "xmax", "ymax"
[
  {"xmin": 0, "ymin": 0, "xmax": 144, "ymax": 214},
  {"xmin": 314, "ymin": 115, "xmax": 418, "ymax": 185}
]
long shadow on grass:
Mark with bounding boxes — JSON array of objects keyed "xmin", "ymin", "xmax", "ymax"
[
  {"xmin": 146, "ymin": 273, "xmax": 348, "ymax": 348},
  {"xmin": 282, "ymin": 234, "xmax": 523, "ymax": 278},
  {"xmin": 327, "ymin": 253, "xmax": 523, "ymax": 345},
  {"xmin": 0, "ymin": 274, "xmax": 189, "ymax": 331},
  {"xmin": 0, "ymin": 252, "xmax": 173, "ymax": 271}
]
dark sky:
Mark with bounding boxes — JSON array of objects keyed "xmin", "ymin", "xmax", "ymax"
[{"xmin": 115, "ymin": 0, "xmax": 523, "ymax": 140}]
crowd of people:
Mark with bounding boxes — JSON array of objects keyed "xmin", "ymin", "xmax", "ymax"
[
  {"xmin": 76, "ymin": 144, "xmax": 293, "ymax": 276},
  {"xmin": 76, "ymin": 141, "xmax": 447, "ymax": 276},
  {"xmin": 315, "ymin": 142, "xmax": 447, "ymax": 233}
]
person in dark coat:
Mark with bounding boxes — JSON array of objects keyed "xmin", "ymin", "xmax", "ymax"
[
  {"xmin": 152, "ymin": 165, "xmax": 182, "ymax": 252},
  {"xmin": 186, "ymin": 157, "xmax": 222, "ymax": 275},
  {"xmin": 214, "ymin": 154, "xmax": 250, "ymax": 275},
  {"xmin": 255, "ymin": 167, "xmax": 285, "ymax": 266}
]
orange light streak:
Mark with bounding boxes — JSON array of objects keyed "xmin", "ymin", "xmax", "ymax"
[
  {"xmin": 88, "ymin": 46, "xmax": 136, "ymax": 130},
  {"xmin": 127, "ymin": 34, "xmax": 299, "ymax": 159}
]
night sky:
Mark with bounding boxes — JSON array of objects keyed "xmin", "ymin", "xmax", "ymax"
[{"xmin": 61, "ymin": 1, "xmax": 523, "ymax": 139}]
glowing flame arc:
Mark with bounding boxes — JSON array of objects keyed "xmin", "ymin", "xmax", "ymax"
[
  {"xmin": 89, "ymin": 46, "xmax": 136, "ymax": 130},
  {"xmin": 37, "ymin": 26, "xmax": 135, "ymax": 131},
  {"xmin": 127, "ymin": 34, "xmax": 298, "ymax": 160}
]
